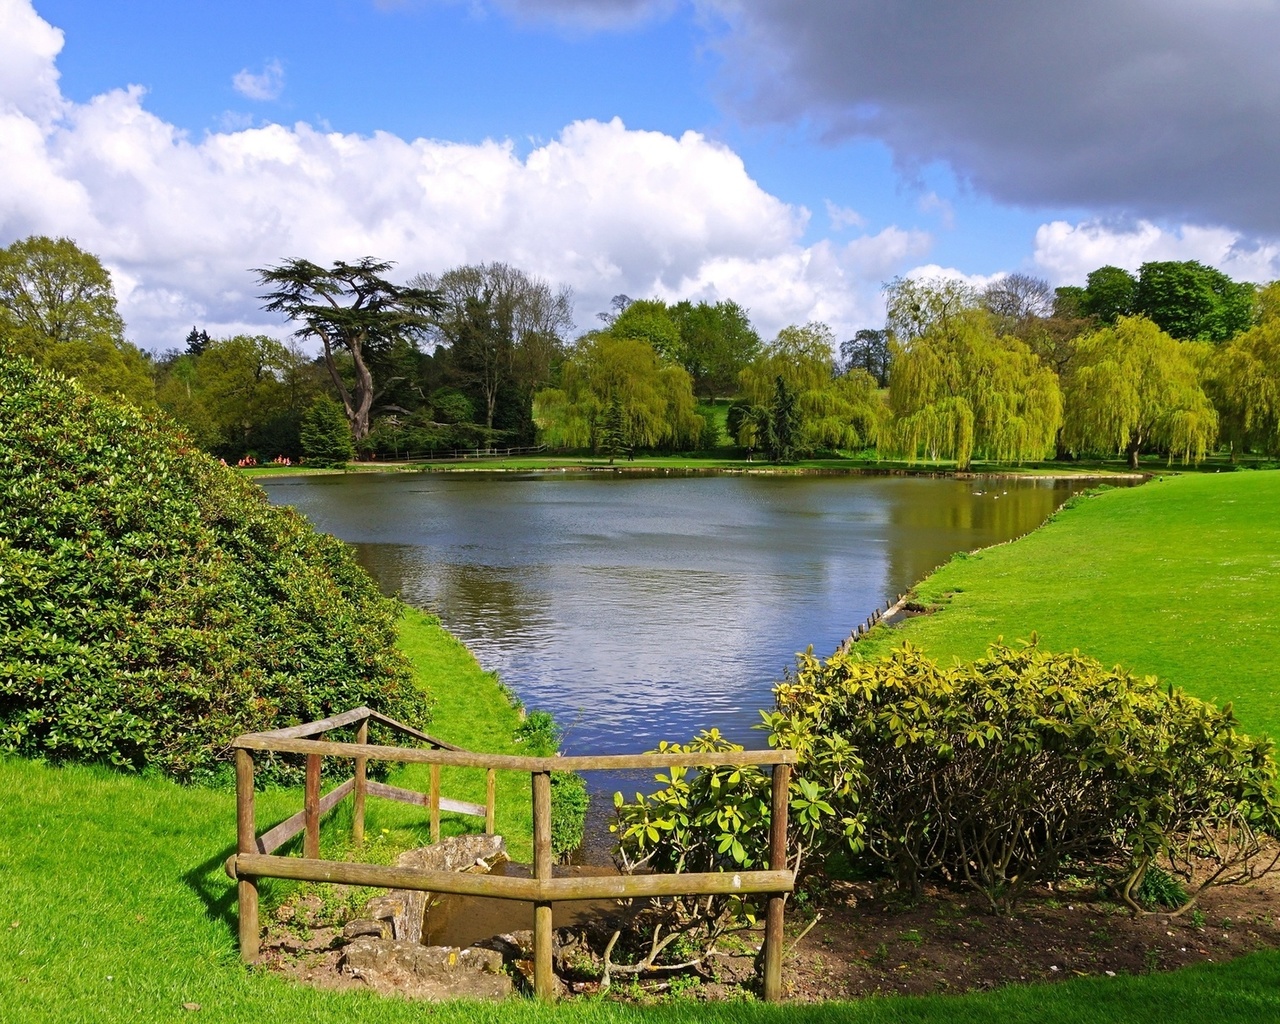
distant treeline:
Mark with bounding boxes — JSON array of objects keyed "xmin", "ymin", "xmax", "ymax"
[{"xmin": 3, "ymin": 234, "xmax": 1279, "ymax": 469}]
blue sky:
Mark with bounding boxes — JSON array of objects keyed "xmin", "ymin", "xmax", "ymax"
[
  {"xmin": 3, "ymin": 0, "xmax": 1278, "ymax": 348},
  {"xmin": 37, "ymin": 0, "xmax": 1064, "ymax": 268}
]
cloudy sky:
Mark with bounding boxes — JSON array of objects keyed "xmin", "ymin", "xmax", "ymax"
[{"xmin": 2, "ymin": 0, "xmax": 1278, "ymax": 350}]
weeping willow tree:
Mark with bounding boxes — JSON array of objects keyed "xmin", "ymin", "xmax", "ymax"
[
  {"xmin": 532, "ymin": 332, "xmax": 703, "ymax": 452},
  {"xmin": 736, "ymin": 322, "xmax": 886, "ymax": 454},
  {"xmin": 1062, "ymin": 316, "xmax": 1218, "ymax": 469},
  {"xmin": 886, "ymin": 309, "xmax": 1062, "ymax": 469},
  {"xmin": 1205, "ymin": 317, "xmax": 1280, "ymax": 457}
]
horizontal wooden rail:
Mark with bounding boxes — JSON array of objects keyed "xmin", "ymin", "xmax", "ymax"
[
  {"xmin": 232, "ymin": 734, "xmax": 797, "ymax": 770},
  {"xmin": 253, "ymin": 708, "xmax": 372, "ymax": 741},
  {"xmin": 256, "ymin": 777, "xmax": 356, "ymax": 855},
  {"xmin": 365, "ymin": 779, "xmax": 486, "ymax": 819},
  {"xmin": 226, "ymin": 853, "xmax": 793, "ymax": 902}
]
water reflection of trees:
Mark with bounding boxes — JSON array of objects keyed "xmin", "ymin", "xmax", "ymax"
[{"xmin": 881, "ymin": 480, "xmax": 1086, "ymax": 594}]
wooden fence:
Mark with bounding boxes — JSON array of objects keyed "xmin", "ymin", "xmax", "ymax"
[{"xmin": 224, "ymin": 706, "xmax": 798, "ymax": 1001}]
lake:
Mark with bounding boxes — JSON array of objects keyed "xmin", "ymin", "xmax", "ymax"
[{"xmin": 262, "ymin": 471, "xmax": 1100, "ymax": 756}]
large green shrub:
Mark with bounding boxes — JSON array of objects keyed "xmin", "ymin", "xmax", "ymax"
[
  {"xmin": 616, "ymin": 640, "xmax": 1280, "ymax": 914},
  {"xmin": 0, "ymin": 358, "xmax": 431, "ymax": 784}
]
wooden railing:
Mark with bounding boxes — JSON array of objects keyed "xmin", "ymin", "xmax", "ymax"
[{"xmin": 225, "ymin": 708, "xmax": 798, "ymax": 1001}]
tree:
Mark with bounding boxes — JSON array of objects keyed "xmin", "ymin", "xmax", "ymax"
[
  {"xmin": 0, "ymin": 235, "xmax": 153, "ymax": 407},
  {"xmin": 670, "ymin": 299, "xmax": 762, "ymax": 399},
  {"xmin": 738, "ymin": 322, "xmax": 885, "ymax": 454},
  {"xmin": 1062, "ymin": 316, "xmax": 1218, "ymax": 469},
  {"xmin": 884, "ymin": 275, "xmax": 978, "ymax": 340},
  {"xmin": 737, "ymin": 323, "xmax": 885, "ymax": 455},
  {"xmin": 982, "ymin": 273, "xmax": 1054, "ymax": 323},
  {"xmin": 184, "ymin": 326, "xmax": 210, "ymax": 357},
  {"xmin": 1082, "ymin": 265, "xmax": 1138, "ymax": 323},
  {"xmin": 766, "ymin": 375, "xmax": 800, "ymax": 463},
  {"xmin": 301, "ymin": 396, "xmax": 356, "ymax": 467},
  {"xmin": 532, "ymin": 332, "xmax": 702, "ymax": 452},
  {"xmin": 1206, "ymin": 318, "xmax": 1280, "ymax": 456},
  {"xmin": 0, "ymin": 235, "xmax": 125, "ymax": 355},
  {"xmin": 1135, "ymin": 260, "xmax": 1257, "ymax": 341},
  {"xmin": 610, "ymin": 299, "xmax": 682, "ymax": 361},
  {"xmin": 256, "ymin": 257, "xmax": 442, "ymax": 441},
  {"xmin": 840, "ymin": 329, "xmax": 890, "ymax": 386},
  {"xmin": 886, "ymin": 307, "xmax": 1062, "ymax": 469},
  {"xmin": 420, "ymin": 262, "xmax": 574, "ymax": 434}
]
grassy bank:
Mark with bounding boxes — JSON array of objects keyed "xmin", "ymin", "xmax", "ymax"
[{"xmin": 859, "ymin": 470, "xmax": 1280, "ymax": 739}]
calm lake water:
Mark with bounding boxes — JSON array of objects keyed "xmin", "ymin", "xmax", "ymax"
[{"xmin": 262, "ymin": 471, "xmax": 1099, "ymax": 756}]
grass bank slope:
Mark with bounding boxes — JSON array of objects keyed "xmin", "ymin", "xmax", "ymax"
[{"xmin": 859, "ymin": 470, "xmax": 1280, "ymax": 738}]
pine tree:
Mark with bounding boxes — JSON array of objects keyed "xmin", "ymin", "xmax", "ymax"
[{"xmin": 301, "ymin": 396, "xmax": 355, "ymax": 467}]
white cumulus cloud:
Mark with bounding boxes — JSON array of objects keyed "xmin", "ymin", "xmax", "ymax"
[
  {"xmin": 1033, "ymin": 219, "xmax": 1280, "ymax": 286},
  {"xmin": 0, "ymin": 0, "xmax": 925, "ymax": 350},
  {"xmin": 232, "ymin": 59, "xmax": 285, "ymax": 102}
]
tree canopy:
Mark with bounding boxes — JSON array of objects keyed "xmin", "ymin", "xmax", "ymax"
[
  {"xmin": 1134, "ymin": 260, "xmax": 1257, "ymax": 342},
  {"xmin": 736, "ymin": 322, "xmax": 885, "ymax": 457},
  {"xmin": 532, "ymin": 332, "xmax": 702, "ymax": 452},
  {"xmin": 257, "ymin": 257, "xmax": 442, "ymax": 440},
  {"xmin": 0, "ymin": 235, "xmax": 153, "ymax": 407},
  {"xmin": 885, "ymin": 304, "xmax": 1061, "ymax": 470},
  {"xmin": 1062, "ymin": 316, "xmax": 1218, "ymax": 468}
]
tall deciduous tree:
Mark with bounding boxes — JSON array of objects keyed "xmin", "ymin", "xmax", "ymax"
[
  {"xmin": 886, "ymin": 308, "xmax": 1062, "ymax": 470},
  {"xmin": 257, "ymin": 257, "xmax": 442, "ymax": 440},
  {"xmin": 420, "ymin": 262, "xmax": 573, "ymax": 433},
  {"xmin": 0, "ymin": 235, "xmax": 154, "ymax": 407},
  {"xmin": 532, "ymin": 332, "xmax": 702, "ymax": 452},
  {"xmin": 0, "ymin": 235, "xmax": 125, "ymax": 354},
  {"xmin": 1082, "ymin": 265, "xmax": 1138, "ymax": 323},
  {"xmin": 1135, "ymin": 260, "xmax": 1257, "ymax": 341},
  {"xmin": 738, "ymin": 322, "xmax": 884, "ymax": 453},
  {"xmin": 1063, "ymin": 316, "xmax": 1217, "ymax": 469},
  {"xmin": 840, "ymin": 329, "xmax": 890, "ymax": 387},
  {"xmin": 670, "ymin": 299, "xmax": 762, "ymax": 399},
  {"xmin": 1206, "ymin": 318, "xmax": 1280, "ymax": 456}
]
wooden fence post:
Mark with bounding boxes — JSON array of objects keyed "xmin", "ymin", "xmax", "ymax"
[
  {"xmin": 532, "ymin": 770, "xmax": 555, "ymax": 1001},
  {"xmin": 235, "ymin": 748, "xmax": 260, "ymax": 963},
  {"xmin": 353, "ymin": 718, "xmax": 368, "ymax": 846},
  {"xmin": 429, "ymin": 764, "xmax": 441, "ymax": 844},
  {"xmin": 485, "ymin": 768, "xmax": 496, "ymax": 836},
  {"xmin": 304, "ymin": 750, "xmax": 322, "ymax": 860},
  {"xmin": 762, "ymin": 762, "xmax": 791, "ymax": 1002}
]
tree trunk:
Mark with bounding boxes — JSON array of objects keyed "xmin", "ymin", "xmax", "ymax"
[{"xmin": 1127, "ymin": 437, "xmax": 1141, "ymax": 470}]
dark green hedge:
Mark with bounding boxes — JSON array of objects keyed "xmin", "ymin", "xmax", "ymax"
[{"xmin": 0, "ymin": 358, "xmax": 431, "ymax": 784}]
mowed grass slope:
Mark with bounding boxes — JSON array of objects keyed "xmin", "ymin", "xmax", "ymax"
[{"xmin": 860, "ymin": 470, "xmax": 1280, "ymax": 739}]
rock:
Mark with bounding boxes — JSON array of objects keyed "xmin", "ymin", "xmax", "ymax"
[
  {"xmin": 343, "ymin": 919, "xmax": 391, "ymax": 941},
  {"xmin": 358, "ymin": 836, "xmax": 508, "ymax": 943},
  {"xmin": 341, "ymin": 937, "xmax": 513, "ymax": 1001}
]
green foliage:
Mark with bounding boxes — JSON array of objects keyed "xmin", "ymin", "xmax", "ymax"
[
  {"xmin": 533, "ymin": 332, "xmax": 703, "ymax": 452},
  {"xmin": 738, "ymin": 322, "xmax": 886, "ymax": 453},
  {"xmin": 1063, "ymin": 315, "xmax": 1218, "ymax": 467},
  {"xmin": 0, "ymin": 235, "xmax": 154, "ymax": 408},
  {"xmin": 1083, "ymin": 265, "xmax": 1139, "ymax": 323},
  {"xmin": 670, "ymin": 299, "xmax": 762, "ymax": 398},
  {"xmin": 1206, "ymin": 318, "xmax": 1280, "ymax": 455},
  {"xmin": 514, "ymin": 709, "xmax": 589, "ymax": 857},
  {"xmin": 620, "ymin": 637, "xmax": 1280, "ymax": 917},
  {"xmin": 1136, "ymin": 865, "xmax": 1189, "ymax": 911},
  {"xmin": 0, "ymin": 357, "xmax": 429, "ymax": 784},
  {"xmin": 1136, "ymin": 260, "xmax": 1258, "ymax": 342},
  {"xmin": 301, "ymin": 395, "xmax": 356, "ymax": 467},
  {"xmin": 886, "ymin": 307, "xmax": 1061, "ymax": 469}
]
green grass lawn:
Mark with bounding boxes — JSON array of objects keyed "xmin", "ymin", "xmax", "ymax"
[
  {"xmin": 858, "ymin": 469, "xmax": 1280, "ymax": 739},
  {"xmin": 7, "ymin": 479, "xmax": 1280, "ymax": 1021}
]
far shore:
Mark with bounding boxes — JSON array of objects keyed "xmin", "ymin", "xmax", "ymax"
[{"xmin": 243, "ymin": 455, "xmax": 1153, "ymax": 482}]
